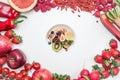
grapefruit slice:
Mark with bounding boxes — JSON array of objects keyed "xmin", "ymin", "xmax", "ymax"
[{"xmin": 8, "ymin": 0, "xmax": 38, "ymax": 12}]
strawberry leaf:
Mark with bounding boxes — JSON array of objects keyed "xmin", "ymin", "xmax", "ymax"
[
  {"xmin": 110, "ymin": 70, "xmax": 114, "ymax": 77},
  {"xmin": 104, "ymin": 59, "xmax": 111, "ymax": 66},
  {"xmin": 83, "ymin": 76, "xmax": 90, "ymax": 80}
]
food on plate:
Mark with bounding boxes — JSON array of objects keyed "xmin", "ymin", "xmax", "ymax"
[
  {"xmin": 7, "ymin": 49, "xmax": 26, "ymax": 69},
  {"xmin": 0, "ymin": 35, "xmax": 12, "ymax": 56},
  {"xmin": 47, "ymin": 24, "xmax": 74, "ymax": 52},
  {"xmin": 32, "ymin": 68, "xmax": 52, "ymax": 80},
  {"xmin": 8, "ymin": 0, "xmax": 38, "ymax": 12},
  {"xmin": 0, "ymin": 2, "xmax": 19, "ymax": 18}
]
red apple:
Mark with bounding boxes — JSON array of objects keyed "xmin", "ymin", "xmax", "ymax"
[
  {"xmin": 7, "ymin": 49, "xmax": 26, "ymax": 69},
  {"xmin": 32, "ymin": 68, "xmax": 52, "ymax": 80},
  {"xmin": 0, "ymin": 35, "xmax": 12, "ymax": 56},
  {"xmin": 0, "ymin": 55, "xmax": 7, "ymax": 66}
]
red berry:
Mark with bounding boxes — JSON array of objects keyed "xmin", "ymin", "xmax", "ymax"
[
  {"xmin": 22, "ymin": 76, "xmax": 32, "ymax": 80},
  {"xmin": 15, "ymin": 73, "xmax": 23, "ymax": 80},
  {"xmin": 94, "ymin": 11, "xmax": 100, "ymax": 17},
  {"xmin": 102, "ymin": 70, "xmax": 110, "ymax": 78},
  {"xmin": 20, "ymin": 69, "xmax": 28, "ymax": 76},
  {"xmin": 102, "ymin": 50, "xmax": 111, "ymax": 59},
  {"xmin": 2, "ymin": 67, "xmax": 9, "ymax": 76},
  {"xmin": 102, "ymin": 61, "xmax": 112, "ymax": 70},
  {"xmin": 100, "ymin": 0, "xmax": 107, "ymax": 6},
  {"xmin": 8, "ymin": 71, "xmax": 16, "ymax": 78},
  {"xmin": 107, "ymin": 0, "xmax": 113, "ymax": 3},
  {"xmin": 78, "ymin": 77, "xmax": 86, "ymax": 80},
  {"xmin": 80, "ymin": 69, "xmax": 90, "ymax": 77},
  {"xmin": 110, "ymin": 67, "xmax": 119, "ymax": 76},
  {"xmin": 32, "ymin": 62, "xmax": 41, "ymax": 70},
  {"xmin": 24, "ymin": 63, "xmax": 32, "ymax": 71},
  {"xmin": 110, "ymin": 48, "xmax": 120, "ymax": 58},
  {"xmin": 97, "ymin": 5, "xmax": 103, "ymax": 11},
  {"xmin": 90, "ymin": 70, "xmax": 100, "ymax": 80},
  {"xmin": 109, "ymin": 39, "xmax": 118, "ymax": 49},
  {"xmin": 12, "ymin": 36, "xmax": 22, "ymax": 44},
  {"xmin": 94, "ymin": 55, "xmax": 103, "ymax": 63},
  {"xmin": 5, "ymin": 30, "xmax": 16, "ymax": 39},
  {"xmin": 113, "ymin": 58, "xmax": 120, "ymax": 67}
]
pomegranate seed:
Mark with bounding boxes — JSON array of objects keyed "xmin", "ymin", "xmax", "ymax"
[
  {"xmin": 97, "ymin": 5, "xmax": 103, "ymax": 11},
  {"xmin": 94, "ymin": 11, "xmax": 100, "ymax": 17},
  {"xmin": 107, "ymin": 0, "xmax": 113, "ymax": 3}
]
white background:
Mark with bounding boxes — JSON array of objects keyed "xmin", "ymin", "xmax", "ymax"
[{"xmin": 1, "ymin": 0, "xmax": 120, "ymax": 79}]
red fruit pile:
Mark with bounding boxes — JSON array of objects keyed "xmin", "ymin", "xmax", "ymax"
[
  {"xmin": 4, "ymin": 30, "xmax": 22, "ymax": 44},
  {"xmin": 0, "ymin": 61, "xmax": 41, "ymax": 80},
  {"xmin": 94, "ymin": 0, "xmax": 116, "ymax": 17},
  {"xmin": 34, "ymin": 0, "xmax": 56, "ymax": 12},
  {"xmin": 75, "ymin": 39, "xmax": 120, "ymax": 80}
]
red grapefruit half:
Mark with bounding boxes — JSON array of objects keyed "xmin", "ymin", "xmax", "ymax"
[{"xmin": 8, "ymin": 0, "xmax": 38, "ymax": 12}]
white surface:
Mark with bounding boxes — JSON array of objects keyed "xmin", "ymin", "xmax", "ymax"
[{"xmin": 1, "ymin": 0, "xmax": 120, "ymax": 79}]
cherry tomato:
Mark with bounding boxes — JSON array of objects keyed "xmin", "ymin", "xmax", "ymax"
[
  {"xmin": 2, "ymin": 67, "xmax": 9, "ymax": 75},
  {"xmin": 24, "ymin": 63, "xmax": 32, "ymax": 71},
  {"xmin": 8, "ymin": 71, "xmax": 16, "ymax": 78},
  {"xmin": 32, "ymin": 62, "xmax": 41, "ymax": 70},
  {"xmin": 15, "ymin": 73, "xmax": 23, "ymax": 80},
  {"xmin": 22, "ymin": 76, "xmax": 32, "ymax": 80},
  {"xmin": 20, "ymin": 69, "xmax": 28, "ymax": 76}
]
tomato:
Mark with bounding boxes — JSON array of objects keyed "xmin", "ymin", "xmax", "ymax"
[
  {"xmin": 20, "ymin": 69, "xmax": 28, "ymax": 76},
  {"xmin": 32, "ymin": 68, "xmax": 52, "ymax": 80},
  {"xmin": 15, "ymin": 73, "xmax": 23, "ymax": 80},
  {"xmin": 2, "ymin": 67, "xmax": 9, "ymax": 75},
  {"xmin": 8, "ymin": 71, "xmax": 16, "ymax": 78},
  {"xmin": 24, "ymin": 63, "xmax": 32, "ymax": 71},
  {"xmin": 32, "ymin": 62, "xmax": 41, "ymax": 70},
  {"xmin": 22, "ymin": 76, "xmax": 32, "ymax": 80}
]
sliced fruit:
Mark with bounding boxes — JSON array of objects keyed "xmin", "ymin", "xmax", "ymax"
[
  {"xmin": 52, "ymin": 43, "xmax": 62, "ymax": 52},
  {"xmin": 8, "ymin": 0, "xmax": 38, "ymax": 12}
]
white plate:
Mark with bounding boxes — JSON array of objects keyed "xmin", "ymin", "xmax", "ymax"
[{"xmin": 1, "ymin": 0, "xmax": 120, "ymax": 80}]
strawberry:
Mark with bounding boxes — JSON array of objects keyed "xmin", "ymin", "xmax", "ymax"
[
  {"xmin": 110, "ymin": 48, "xmax": 120, "ymax": 58},
  {"xmin": 94, "ymin": 54, "xmax": 103, "ymax": 63},
  {"xmin": 12, "ymin": 36, "xmax": 22, "ymax": 44},
  {"xmin": 80, "ymin": 69, "xmax": 90, "ymax": 77},
  {"xmin": 0, "ymin": 55, "xmax": 7, "ymax": 66},
  {"xmin": 4, "ymin": 30, "xmax": 16, "ymax": 39},
  {"xmin": 112, "ymin": 58, "xmax": 120, "ymax": 67},
  {"xmin": 90, "ymin": 70, "xmax": 100, "ymax": 80},
  {"xmin": 102, "ymin": 49, "xmax": 111, "ymax": 60},
  {"xmin": 109, "ymin": 39, "xmax": 118, "ymax": 49},
  {"xmin": 110, "ymin": 67, "xmax": 119, "ymax": 76},
  {"xmin": 102, "ymin": 60, "xmax": 112, "ymax": 70},
  {"xmin": 101, "ymin": 70, "xmax": 110, "ymax": 78}
]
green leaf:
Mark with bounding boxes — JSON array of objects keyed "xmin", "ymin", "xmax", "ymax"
[
  {"xmin": 83, "ymin": 76, "xmax": 90, "ymax": 80},
  {"xmin": 92, "ymin": 64, "xmax": 101, "ymax": 71},
  {"xmin": 112, "ymin": 60, "xmax": 120, "ymax": 67},
  {"xmin": 114, "ymin": 0, "xmax": 120, "ymax": 6},
  {"xmin": 104, "ymin": 59, "xmax": 111, "ymax": 66},
  {"xmin": 110, "ymin": 70, "xmax": 114, "ymax": 77}
]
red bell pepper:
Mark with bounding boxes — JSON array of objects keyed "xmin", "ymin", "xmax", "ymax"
[
  {"xmin": 0, "ymin": 2, "xmax": 19, "ymax": 19},
  {"xmin": 0, "ymin": 18, "xmax": 23, "ymax": 31},
  {"xmin": 100, "ymin": 14, "xmax": 120, "ymax": 41}
]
